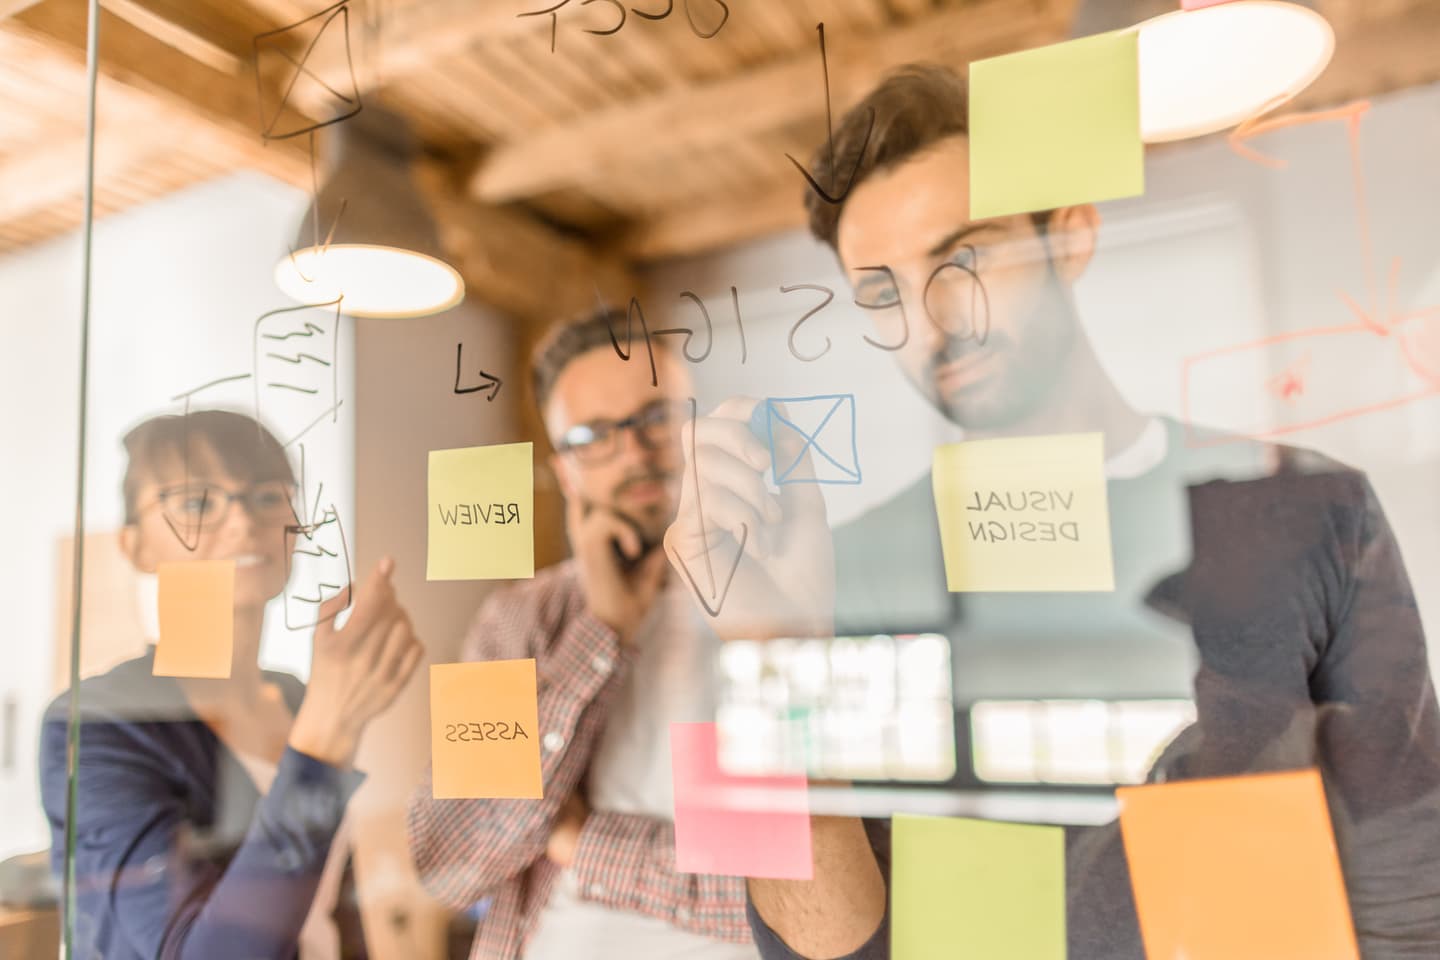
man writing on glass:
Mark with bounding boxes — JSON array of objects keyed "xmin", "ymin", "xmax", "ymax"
[
  {"xmin": 407, "ymin": 310, "xmax": 756, "ymax": 959},
  {"xmin": 665, "ymin": 65, "xmax": 1440, "ymax": 958}
]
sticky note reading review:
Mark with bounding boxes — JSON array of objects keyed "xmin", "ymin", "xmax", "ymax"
[
  {"xmin": 430, "ymin": 659, "xmax": 543, "ymax": 799},
  {"xmin": 153, "ymin": 560, "xmax": 235, "ymax": 679},
  {"xmin": 969, "ymin": 30, "xmax": 1143, "ymax": 220},
  {"xmin": 1118, "ymin": 770, "xmax": 1359, "ymax": 960},
  {"xmin": 671, "ymin": 722, "xmax": 812, "ymax": 879},
  {"xmin": 427, "ymin": 442, "xmax": 534, "ymax": 581},
  {"xmin": 932, "ymin": 433, "xmax": 1114, "ymax": 592},
  {"xmin": 893, "ymin": 815, "xmax": 1065, "ymax": 960}
]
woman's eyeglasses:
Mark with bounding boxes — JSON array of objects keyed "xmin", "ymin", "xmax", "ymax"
[
  {"xmin": 147, "ymin": 480, "xmax": 297, "ymax": 532},
  {"xmin": 555, "ymin": 400, "xmax": 688, "ymax": 465}
]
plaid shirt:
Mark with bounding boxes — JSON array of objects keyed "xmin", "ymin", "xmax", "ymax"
[{"xmin": 407, "ymin": 560, "xmax": 751, "ymax": 959}]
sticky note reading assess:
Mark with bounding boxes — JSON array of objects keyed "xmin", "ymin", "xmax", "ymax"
[
  {"xmin": 893, "ymin": 815, "xmax": 1065, "ymax": 960},
  {"xmin": 969, "ymin": 30, "xmax": 1143, "ymax": 220},
  {"xmin": 671, "ymin": 722, "xmax": 812, "ymax": 879},
  {"xmin": 932, "ymin": 433, "xmax": 1114, "ymax": 592},
  {"xmin": 1118, "ymin": 769, "xmax": 1359, "ymax": 960},
  {"xmin": 429, "ymin": 659, "xmax": 542, "ymax": 799},
  {"xmin": 427, "ymin": 442, "xmax": 534, "ymax": 581},
  {"xmin": 153, "ymin": 560, "xmax": 235, "ymax": 679}
]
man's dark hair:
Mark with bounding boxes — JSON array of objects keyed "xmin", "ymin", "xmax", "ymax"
[
  {"xmin": 530, "ymin": 305, "xmax": 675, "ymax": 414},
  {"xmin": 804, "ymin": 63, "xmax": 1046, "ymax": 251},
  {"xmin": 122, "ymin": 409, "xmax": 293, "ymax": 523}
]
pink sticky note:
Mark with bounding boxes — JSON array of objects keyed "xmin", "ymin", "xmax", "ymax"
[
  {"xmin": 671, "ymin": 722, "xmax": 813, "ymax": 879},
  {"xmin": 1182, "ymin": 0, "xmax": 1238, "ymax": 9}
]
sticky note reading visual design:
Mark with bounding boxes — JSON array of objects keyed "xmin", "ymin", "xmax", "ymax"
[
  {"xmin": 430, "ymin": 659, "xmax": 542, "ymax": 799},
  {"xmin": 932, "ymin": 433, "xmax": 1114, "ymax": 592},
  {"xmin": 1117, "ymin": 770, "xmax": 1359, "ymax": 960},
  {"xmin": 671, "ymin": 722, "xmax": 812, "ymax": 879},
  {"xmin": 427, "ymin": 442, "xmax": 534, "ymax": 581},
  {"xmin": 969, "ymin": 30, "xmax": 1143, "ymax": 220},
  {"xmin": 153, "ymin": 560, "xmax": 235, "ymax": 678},
  {"xmin": 892, "ymin": 815, "xmax": 1065, "ymax": 960}
]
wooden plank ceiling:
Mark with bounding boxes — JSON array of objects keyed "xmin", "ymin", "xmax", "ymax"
[{"xmin": 1, "ymin": 0, "xmax": 1439, "ymax": 319}]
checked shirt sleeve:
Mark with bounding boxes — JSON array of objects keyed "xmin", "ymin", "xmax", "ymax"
[
  {"xmin": 407, "ymin": 574, "xmax": 633, "ymax": 911},
  {"xmin": 570, "ymin": 809, "xmax": 751, "ymax": 942}
]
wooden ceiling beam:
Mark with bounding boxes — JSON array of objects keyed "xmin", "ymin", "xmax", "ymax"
[
  {"xmin": 292, "ymin": 0, "xmax": 538, "ymax": 115},
  {"xmin": 414, "ymin": 162, "xmax": 636, "ymax": 325},
  {"xmin": 3, "ymin": 0, "xmax": 637, "ymax": 324},
  {"xmin": 8, "ymin": 1, "xmax": 311, "ymax": 189},
  {"xmin": 614, "ymin": 181, "xmax": 805, "ymax": 262},
  {"xmin": 470, "ymin": 0, "xmax": 1070, "ymax": 204},
  {"xmin": 1295, "ymin": 0, "xmax": 1440, "ymax": 108}
]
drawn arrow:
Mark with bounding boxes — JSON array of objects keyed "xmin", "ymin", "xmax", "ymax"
[
  {"xmin": 453, "ymin": 343, "xmax": 503, "ymax": 401},
  {"xmin": 668, "ymin": 396, "xmax": 747, "ymax": 618},
  {"xmin": 785, "ymin": 22, "xmax": 874, "ymax": 206}
]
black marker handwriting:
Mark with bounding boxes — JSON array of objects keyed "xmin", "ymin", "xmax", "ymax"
[
  {"xmin": 522, "ymin": 0, "xmax": 727, "ymax": 52},
  {"xmin": 785, "ymin": 23, "xmax": 874, "ymax": 205},
  {"xmin": 453, "ymin": 343, "xmax": 504, "ymax": 400},
  {"xmin": 783, "ymin": 283, "xmax": 835, "ymax": 362},
  {"xmin": 922, "ymin": 244, "xmax": 991, "ymax": 346},
  {"xmin": 653, "ymin": 291, "xmax": 715, "ymax": 363}
]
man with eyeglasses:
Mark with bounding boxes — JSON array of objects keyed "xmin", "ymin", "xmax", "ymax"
[{"xmin": 407, "ymin": 310, "xmax": 758, "ymax": 960}]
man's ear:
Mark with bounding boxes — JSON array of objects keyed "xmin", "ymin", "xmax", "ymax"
[
  {"xmin": 1045, "ymin": 204, "xmax": 1101, "ymax": 284},
  {"xmin": 118, "ymin": 524, "xmax": 156, "ymax": 574}
]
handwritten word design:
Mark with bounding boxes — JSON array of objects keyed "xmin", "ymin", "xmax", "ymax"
[{"xmin": 604, "ymin": 257, "xmax": 991, "ymax": 385}]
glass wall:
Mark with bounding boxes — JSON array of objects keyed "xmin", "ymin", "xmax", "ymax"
[{"xmin": 5, "ymin": 1, "xmax": 1440, "ymax": 958}]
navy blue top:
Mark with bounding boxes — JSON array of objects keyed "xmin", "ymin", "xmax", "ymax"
[{"xmin": 39, "ymin": 648, "xmax": 366, "ymax": 960}]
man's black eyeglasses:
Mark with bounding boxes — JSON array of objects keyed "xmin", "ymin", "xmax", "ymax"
[{"xmin": 554, "ymin": 400, "xmax": 687, "ymax": 464}]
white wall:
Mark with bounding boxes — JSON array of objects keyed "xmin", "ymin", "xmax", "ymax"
[{"xmin": 0, "ymin": 170, "xmax": 352, "ymax": 860}]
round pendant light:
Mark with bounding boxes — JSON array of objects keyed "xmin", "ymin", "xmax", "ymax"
[
  {"xmin": 275, "ymin": 107, "xmax": 465, "ymax": 319},
  {"xmin": 1136, "ymin": 1, "xmax": 1334, "ymax": 143}
]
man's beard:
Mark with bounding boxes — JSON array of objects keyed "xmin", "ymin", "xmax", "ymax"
[
  {"xmin": 611, "ymin": 469, "xmax": 675, "ymax": 544},
  {"xmin": 918, "ymin": 260, "xmax": 1077, "ymax": 431}
]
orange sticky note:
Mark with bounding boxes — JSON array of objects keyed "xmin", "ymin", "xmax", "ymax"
[
  {"xmin": 1117, "ymin": 769, "xmax": 1359, "ymax": 960},
  {"xmin": 429, "ymin": 659, "xmax": 543, "ymax": 799},
  {"xmin": 154, "ymin": 560, "xmax": 235, "ymax": 678}
]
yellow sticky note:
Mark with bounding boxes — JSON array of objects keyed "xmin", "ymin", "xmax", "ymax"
[
  {"xmin": 1118, "ymin": 770, "xmax": 1359, "ymax": 960},
  {"xmin": 153, "ymin": 560, "xmax": 235, "ymax": 678},
  {"xmin": 430, "ymin": 659, "xmax": 543, "ymax": 799},
  {"xmin": 427, "ymin": 442, "xmax": 534, "ymax": 581},
  {"xmin": 969, "ymin": 31, "xmax": 1144, "ymax": 220},
  {"xmin": 932, "ymin": 433, "xmax": 1114, "ymax": 592},
  {"xmin": 893, "ymin": 815, "xmax": 1065, "ymax": 960}
]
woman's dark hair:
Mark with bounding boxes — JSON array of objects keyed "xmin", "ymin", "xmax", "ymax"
[
  {"xmin": 804, "ymin": 63, "xmax": 1048, "ymax": 251},
  {"xmin": 121, "ymin": 410, "xmax": 294, "ymax": 523}
]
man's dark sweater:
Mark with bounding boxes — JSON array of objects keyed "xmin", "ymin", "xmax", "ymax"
[{"xmin": 749, "ymin": 420, "xmax": 1440, "ymax": 959}]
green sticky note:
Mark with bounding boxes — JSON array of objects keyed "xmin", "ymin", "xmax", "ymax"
[
  {"xmin": 969, "ymin": 31, "xmax": 1144, "ymax": 220},
  {"xmin": 427, "ymin": 442, "xmax": 535, "ymax": 580},
  {"xmin": 892, "ymin": 815, "xmax": 1065, "ymax": 960}
]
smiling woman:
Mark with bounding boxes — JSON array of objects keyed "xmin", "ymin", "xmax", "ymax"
[{"xmin": 37, "ymin": 408, "xmax": 424, "ymax": 960}]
